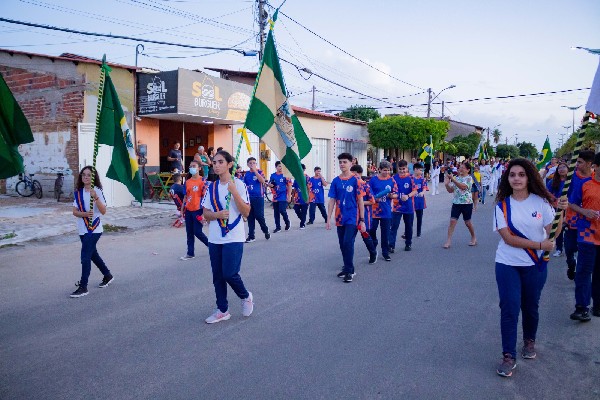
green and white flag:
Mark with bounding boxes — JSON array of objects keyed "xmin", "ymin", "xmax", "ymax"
[
  {"xmin": 245, "ymin": 9, "xmax": 312, "ymax": 202},
  {"xmin": 536, "ymin": 136, "xmax": 552, "ymax": 170}
]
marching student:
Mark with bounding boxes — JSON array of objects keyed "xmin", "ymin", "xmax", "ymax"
[
  {"xmin": 493, "ymin": 158, "xmax": 565, "ymax": 377},
  {"xmin": 308, "ymin": 167, "xmax": 328, "ymax": 224},
  {"xmin": 243, "ymin": 157, "xmax": 270, "ymax": 243},
  {"xmin": 70, "ymin": 166, "xmax": 113, "ymax": 298},
  {"xmin": 351, "ymin": 164, "xmax": 378, "ymax": 264},
  {"xmin": 567, "ymin": 152, "xmax": 600, "ymax": 321},
  {"xmin": 430, "ymin": 160, "xmax": 441, "ymax": 195},
  {"xmin": 443, "ymin": 161, "xmax": 477, "ymax": 248},
  {"xmin": 169, "ymin": 173, "xmax": 185, "ymax": 227},
  {"xmin": 390, "ymin": 160, "xmax": 417, "ymax": 252},
  {"xmin": 326, "ymin": 153, "xmax": 367, "ymax": 283},
  {"xmin": 546, "ymin": 161, "xmax": 568, "ymax": 257},
  {"xmin": 180, "ymin": 160, "xmax": 209, "ymax": 261},
  {"xmin": 268, "ymin": 161, "xmax": 291, "ymax": 233},
  {"xmin": 292, "ymin": 164, "xmax": 311, "ymax": 229},
  {"xmin": 368, "ymin": 160, "xmax": 398, "ymax": 262},
  {"xmin": 412, "ymin": 163, "xmax": 428, "ymax": 238},
  {"xmin": 201, "ymin": 150, "xmax": 254, "ymax": 323}
]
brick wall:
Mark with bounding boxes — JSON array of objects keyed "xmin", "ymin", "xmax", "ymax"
[{"xmin": 0, "ymin": 64, "xmax": 84, "ymax": 197}]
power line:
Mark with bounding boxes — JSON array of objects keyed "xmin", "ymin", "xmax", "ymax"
[
  {"xmin": 316, "ymin": 89, "xmax": 426, "ymax": 101},
  {"xmin": 429, "ymin": 87, "xmax": 590, "ymax": 106}
]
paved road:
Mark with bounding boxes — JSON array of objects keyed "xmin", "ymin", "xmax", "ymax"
[{"xmin": 1, "ymin": 191, "xmax": 599, "ymax": 399}]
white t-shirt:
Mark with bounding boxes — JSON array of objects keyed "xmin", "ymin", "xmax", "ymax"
[
  {"xmin": 480, "ymin": 165, "xmax": 492, "ymax": 186},
  {"xmin": 493, "ymin": 193, "xmax": 555, "ymax": 266},
  {"xmin": 201, "ymin": 178, "xmax": 249, "ymax": 244},
  {"xmin": 72, "ymin": 188, "xmax": 105, "ymax": 235}
]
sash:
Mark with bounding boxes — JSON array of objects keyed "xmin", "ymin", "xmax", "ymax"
[
  {"xmin": 209, "ymin": 181, "xmax": 242, "ymax": 238},
  {"xmin": 499, "ymin": 197, "xmax": 548, "ymax": 270},
  {"xmin": 74, "ymin": 189, "xmax": 100, "ymax": 233}
]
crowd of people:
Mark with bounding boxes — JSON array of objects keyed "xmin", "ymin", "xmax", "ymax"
[{"xmin": 68, "ymin": 146, "xmax": 599, "ymax": 379}]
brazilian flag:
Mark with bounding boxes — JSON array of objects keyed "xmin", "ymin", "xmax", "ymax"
[{"xmin": 536, "ymin": 136, "xmax": 552, "ymax": 170}]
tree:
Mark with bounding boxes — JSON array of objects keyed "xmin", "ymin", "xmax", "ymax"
[
  {"xmin": 556, "ymin": 123, "xmax": 600, "ymax": 157},
  {"xmin": 517, "ymin": 141, "xmax": 538, "ymax": 159},
  {"xmin": 492, "ymin": 128, "xmax": 502, "ymax": 145},
  {"xmin": 496, "ymin": 144, "xmax": 520, "ymax": 159},
  {"xmin": 438, "ymin": 141, "xmax": 457, "ymax": 156},
  {"xmin": 339, "ymin": 105, "xmax": 381, "ymax": 123},
  {"xmin": 449, "ymin": 132, "xmax": 481, "ymax": 157},
  {"xmin": 368, "ymin": 115, "xmax": 449, "ymax": 156}
]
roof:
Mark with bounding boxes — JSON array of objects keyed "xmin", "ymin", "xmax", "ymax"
[
  {"xmin": 0, "ymin": 48, "xmax": 138, "ymax": 71},
  {"xmin": 205, "ymin": 67, "xmax": 258, "ymax": 79},
  {"xmin": 293, "ymin": 106, "xmax": 367, "ymax": 125},
  {"xmin": 434, "ymin": 117, "xmax": 484, "ymax": 140}
]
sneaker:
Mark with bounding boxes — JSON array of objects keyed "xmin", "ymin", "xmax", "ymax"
[
  {"xmin": 98, "ymin": 274, "xmax": 114, "ymax": 288},
  {"xmin": 369, "ymin": 251, "xmax": 378, "ymax": 264},
  {"xmin": 299, "ymin": 225, "xmax": 306, "ymax": 230},
  {"xmin": 205, "ymin": 309, "xmax": 231, "ymax": 324},
  {"xmin": 522, "ymin": 339, "xmax": 536, "ymax": 359},
  {"xmin": 285, "ymin": 224, "xmax": 291, "ymax": 231},
  {"xmin": 416, "ymin": 234, "xmax": 421, "ymax": 238},
  {"xmin": 552, "ymin": 250, "xmax": 562, "ymax": 257},
  {"xmin": 343, "ymin": 273, "xmax": 353, "ymax": 283},
  {"xmin": 383, "ymin": 255, "xmax": 392, "ymax": 262},
  {"xmin": 273, "ymin": 228, "xmax": 281, "ymax": 234},
  {"xmin": 265, "ymin": 232, "xmax": 271, "ymax": 240},
  {"xmin": 245, "ymin": 236, "xmax": 255, "ymax": 243},
  {"xmin": 592, "ymin": 307, "xmax": 600, "ymax": 317},
  {"xmin": 179, "ymin": 255, "xmax": 195, "ymax": 261},
  {"xmin": 570, "ymin": 307, "xmax": 592, "ymax": 322},
  {"xmin": 306, "ymin": 221, "xmax": 314, "ymax": 225},
  {"xmin": 70, "ymin": 283, "xmax": 88, "ymax": 298},
  {"xmin": 241, "ymin": 292, "xmax": 254, "ymax": 317},
  {"xmin": 401, "ymin": 234, "xmax": 406, "ymax": 239},
  {"xmin": 497, "ymin": 353, "xmax": 516, "ymax": 377},
  {"xmin": 389, "ymin": 247, "xmax": 395, "ymax": 254},
  {"xmin": 567, "ymin": 266, "xmax": 575, "ymax": 280},
  {"xmin": 337, "ymin": 271, "xmax": 346, "ymax": 278},
  {"xmin": 404, "ymin": 245, "xmax": 412, "ymax": 251}
]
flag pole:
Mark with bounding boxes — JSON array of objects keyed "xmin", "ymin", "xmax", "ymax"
[
  {"xmin": 543, "ymin": 111, "xmax": 592, "ymax": 260},
  {"xmin": 89, "ymin": 55, "xmax": 108, "ymax": 223}
]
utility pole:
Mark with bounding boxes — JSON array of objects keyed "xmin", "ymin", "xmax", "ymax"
[
  {"xmin": 441, "ymin": 101, "xmax": 444, "ymax": 119},
  {"xmin": 426, "ymin": 88, "xmax": 432, "ymax": 118},
  {"xmin": 311, "ymin": 85, "xmax": 316, "ymax": 110},
  {"xmin": 257, "ymin": 0, "xmax": 268, "ymax": 61}
]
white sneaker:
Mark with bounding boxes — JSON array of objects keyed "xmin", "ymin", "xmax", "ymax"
[
  {"xmin": 552, "ymin": 250, "xmax": 563, "ymax": 257},
  {"xmin": 241, "ymin": 291, "xmax": 254, "ymax": 317},
  {"xmin": 205, "ymin": 309, "xmax": 231, "ymax": 324},
  {"xmin": 179, "ymin": 255, "xmax": 195, "ymax": 261}
]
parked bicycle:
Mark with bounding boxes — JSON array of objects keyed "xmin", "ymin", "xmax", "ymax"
[{"xmin": 16, "ymin": 172, "xmax": 43, "ymax": 199}]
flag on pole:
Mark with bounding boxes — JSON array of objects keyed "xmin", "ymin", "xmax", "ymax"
[
  {"xmin": 536, "ymin": 136, "xmax": 553, "ymax": 170},
  {"xmin": 244, "ymin": 9, "xmax": 312, "ymax": 202},
  {"xmin": 419, "ymin": 142, "xmax": 432, "ymax": 160},
  {"xmin": 586, "ymin": 59, "xmax": 600, "ymax": 116},
  {"xmin": 0, "ymin": 71, "xmax": 33, "ymax": 179},
  {"xmin": 96, "ymin": 62, "xmax": 143, "ymax": 203}
]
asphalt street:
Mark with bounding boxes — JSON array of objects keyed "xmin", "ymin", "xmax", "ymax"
[{"xmin": 1, "ymin": 191, "xmax": 599, "ymax": 399}]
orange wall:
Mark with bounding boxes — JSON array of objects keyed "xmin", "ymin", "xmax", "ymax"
[
  {"xmin": 135, "ymin": 118, "xmax": 160, "ymax": 166},
  {"xmin": 212, "ymin": 124, "xmax": 233, "ymax": 153}
]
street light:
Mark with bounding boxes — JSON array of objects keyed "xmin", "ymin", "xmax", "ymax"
[
  {"xmin": 562, "ymin": 125, "xmax": 571, "ymax": 136},
  {"xmin": 561, "ymin": 105, "xmax": 582, "ymax": 133},
  {"xmin": 427, "ymin": 85, "xmax": 456, "ymax": 118}
]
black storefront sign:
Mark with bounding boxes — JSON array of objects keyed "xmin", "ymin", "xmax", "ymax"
[{"xmin": 137, "ymin": 71, "xmax": 178, "ymax": 115}]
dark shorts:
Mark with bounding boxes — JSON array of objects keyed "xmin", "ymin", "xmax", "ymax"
[
  {"xmin": 471, "ymin": 183, "xmax": 479, "ymax": 193},
  {"xmin": 451, "ymin": 203, "xmax": 473, "ymax": 221}
]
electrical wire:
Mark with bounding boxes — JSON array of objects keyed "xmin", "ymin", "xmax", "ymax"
[{"xmin": 141, "ymin": 35, "xmax": 257, "ymax": 58}]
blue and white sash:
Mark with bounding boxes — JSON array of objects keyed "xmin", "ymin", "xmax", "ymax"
[
  {"xmin": 74, "ymin": 189, "xmax": 100, "ymax": 233},
  {"xmin": 209, "ymin": 181, "xmax": 242, "ymax": 238}
]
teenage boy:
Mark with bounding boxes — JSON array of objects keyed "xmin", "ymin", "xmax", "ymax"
[
  {"xmin": 390, "ymin": 160, "xmax": 417, "ymax": 252},
  {"xmin": 269, "ymin": 161, "xmax": 291, "ymax": 233},
  {"xmin": 308, "ymin": 167, "xmax": 328, "ymax": 224},
  {"xmin": 351, "ymin": 164, "xmax": 378, "ymax": 264},
  {"xmin": 565, "ymin": 150, "xmax": 594, "ymax": 280},
  {"xmin": 368, "ymin": 160, "xmax": 398, "ymax": 261},
  {"xmin": 180, "ymin": 160, "xmax": 209, "ymax": 260},
  {"xmin": 326, "ymin": 153, "xmax": 366, "ymax": 283},
  {"xmin": 412, "ymin": 163, "xmax": 428, "ymax": 238},
  {"xmin": 292, "ymin": 164, "xmax": 311, "ymax": 229},
  {"xmin": 243, "ymin": 157, "xmax": 270, "ymax": 242},
  {"xmin": 169, "ymin": 173, "xmax": 185, "ymax": 226},
  {"xmin": 568, "ymin": 151, "xmax": 600, "ymax": 321}
]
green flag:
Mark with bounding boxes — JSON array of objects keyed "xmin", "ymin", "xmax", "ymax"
[
  {"xmin": 245, "ymin": 9, "xmax": 312, "ymax": 202},
  {"xmin": 536, "ymin": 136, "xmax": 553, "ymax": 170},
  {"xmin": 419, "ymin": 142, "xmax": 432, "ymax": 160},
  {"xmin": 0, "ymin": 71, "xmax": 33, "ymax": 179},
  {"xmin": 96, "ymin": 63, "xmax": 143, "ymax": 203}
]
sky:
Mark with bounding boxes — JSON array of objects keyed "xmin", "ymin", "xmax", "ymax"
[{"xmin": 1, "ymin": 0, "xmax": 599, "ymax": 151}]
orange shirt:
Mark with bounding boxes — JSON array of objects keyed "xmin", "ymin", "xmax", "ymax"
[{"xmin": 184, "ymin": 177, "xmax": 206, "ymax": 212}]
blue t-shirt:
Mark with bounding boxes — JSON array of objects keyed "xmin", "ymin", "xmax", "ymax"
[
  {"xmin": 392, "ymin": 173, "xmax": 415, "ymax": 214},
  {"xmin": 169, "ymin": 182, "xmax": 186, "ymax": 203},
  {"xmin": 369, "ymin": 175, "xmax": 397, "ymax": 219},
  {"xmin": 243, "ymin": 170, "xmax": 265, "ymax": 198},
  {"xmin": 546, "ymin": 179, "xmax": 565, "ymax": 200},
  {"xmin": 413, "ymin": 176, "xmax": 428, "ymax": 210},
  {"xmin": 269, "ymin": 172, "xmax": 289, "ymax": 202},
  {"xmin": 293, "ymin": 174, "xmax": 310, "ymax": 205},
  {"xmin": 328, "ymin": 175, "xmax": 364, "ymax": 226},
  {"xmin": 309, "ymin": 176, "xmax": 325, "ymax": 204},
  {"xmin": 566, "ymin": 172, "xmax": 592, "ymax": 229}
]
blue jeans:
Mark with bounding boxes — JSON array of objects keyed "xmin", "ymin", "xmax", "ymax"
[
  {"xmin": 247, "ymin": 196, "xmax": 269, "ymax": 238},
  {"xmin": 273, "ymin": 201, "xmax": 290, "ymax": 229},
  {"xmin": 370, "ymin": 218, "xmax": 391, "ymax": 257},
  {"xmin": 79, "ymin": 233, "xmax": 111, "ymax": 288},
  {"xmin": 208, "ymin": 242, "xmax": 249, "ymax": 313},
  {"xmin": 293, "ymin": 203, "xmax": 308, "ymax": 227},
  {"xmin": 415, "ymin": 209, "xmax": 423, "ymax": 237},
  {"xmin": 337, "ymin": 224, "xmax": 358, "ymax": 274},
  {"xmin": 481, "ymin": 184, "xmax": 487, "ymax": 204},
  {"xmin": 185, "ymin": 209, "xmax": 208, "ymax": 257},
  {"xmin": 495, "ymin": 262, "xmax": 547, "ymax": 358},
  {"xmin": 389, "ymin": 212, "xmax": 414, "ymax": 248},
  {"xmin": 361, "ymin": 233, "xmax": 377, "ymax": 256},
  {"xmin": 564, "ymin": 228, "xmax": 578, "ymax": 269},
  {"xmin": 574, "ymin": 242, "xmax": 600, "ymax": 308},
  {"xmin": 555, "ymin": 225, "xmax": 564, "ymax": 252},
  {"xmin": 309, "ymin": 203, "xmax": 327, "ymax": 223}
]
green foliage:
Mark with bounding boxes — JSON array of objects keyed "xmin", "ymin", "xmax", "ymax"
[
  {"xmin": 438, "ymin": 141, "xmax": 457, "ymax": 155},
  {"xmin": 517, "ymin": 141, "xmax": 538, "ymax": 159},
  {"xmin": 492, "ymin": 128, "xmax": 502, "ymax": 144},
  {"xmin": 368, "ymin": 115, "xmax": 448, "ymax": 151},
  {"xmin": 496, "ymin": 144, "xmax": 520, "ymax": 159},
  {"xmin": 339, "ymin": 105, "xmax": 381, "ymax": 123},
  {"xmin": 556, "ymin": 122, "xmax": 600, "ymax": 157},
  {"xmin": 449, "ymin": 132, "xmax": 481, "ymax": 157}
]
